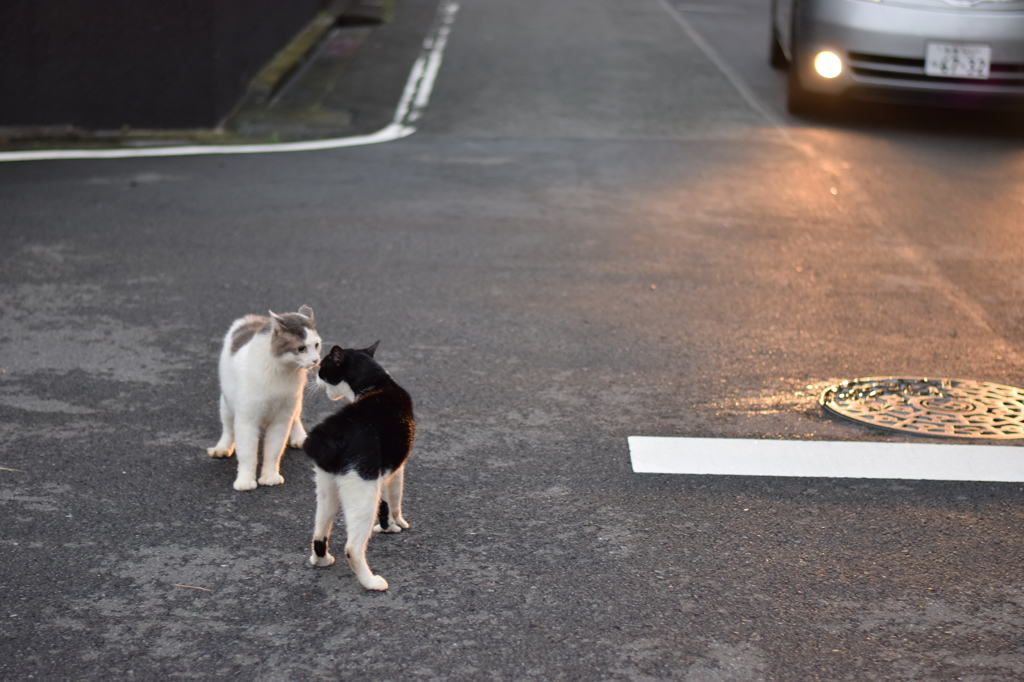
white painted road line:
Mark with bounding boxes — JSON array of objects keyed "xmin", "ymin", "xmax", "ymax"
[
  {"xmin": 0, "ymin": 123, "xmax": 417, "ymax": 163},
  {"xmin": 0, "ymin": 1, "xmax": 460, "ymax": 163},
  {"xmin": 628, "ymin": 436, "xmax": 1024, "ymax": 482}
]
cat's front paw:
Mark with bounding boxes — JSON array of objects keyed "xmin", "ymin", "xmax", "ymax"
[
  {"xmin": 208, "ymin": 446, "xmax": 233, "ymax": 458},
  {"xmin": 258, "ymin": 473, "xmax": 285, "ymax": 487},
  {"xmin": 360, "ymin": 575, "xmax": 389, "ymax": 591},
  {"xmin": 288, "ymin": 434, "xmax": 306, "ymax": 449},
  {"xmin": 310, "ymin": 552, "xmax": 335, "ymax": 567},
  {"xmin": 374, "ymin": 515, "xmax": 410, "ymax": 533},
  {"xmin": 233, "ymin": 476, "xmax": 258, "ymax": 491}
]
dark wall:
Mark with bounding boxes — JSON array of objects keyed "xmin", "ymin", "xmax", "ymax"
[{"xmin": 0, "ymin": 0, "xmax": 322, "ymax": 130}]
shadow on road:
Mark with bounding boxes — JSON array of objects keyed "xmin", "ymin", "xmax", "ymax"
[{"xmin": 791, "ymin": 99, "xmax": 1024, "ymax": 142}]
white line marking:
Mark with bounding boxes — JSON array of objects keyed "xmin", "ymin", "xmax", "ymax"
[
  {"xmin": 398, "ymin": 1, "xmax": 458, "ymax": 124},
  {"xmin": 628, "ymin": 436, "xmax": 1024, "ymax": 482},
  {"xmin": 0, "ymin": 124, "xmax": 416, "ymax": 163},
  {"xmin": 0, "ymin": 0, "xmax": 460, "ymax": 163}
]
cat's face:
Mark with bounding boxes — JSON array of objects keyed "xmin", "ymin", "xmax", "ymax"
[
  {"xmin": 289, "ymin": 329, "xmax": 322, "ymax": 369},
  {"xmin": 316, "ymin": 346, "xmax": 355, "ymax": 401},
  {"xmin": 270, "ymin": 308, "xmax": 321, "ymax": 369},
  {"xmin": 316, "ymin": 343, "xmax": 379, "ymax": 402}
]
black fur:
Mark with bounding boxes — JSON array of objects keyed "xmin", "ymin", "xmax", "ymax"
[
  {"xmin": 313, "ymin": 539, "xmax": 328, "ymax": 558},
  {"xmin": 377, "ymin": 500, "xmax": 390, "ymax": 530},
  {"xmin": 303, "ymin": 342, "xmax": 415, "ymax": 481}
]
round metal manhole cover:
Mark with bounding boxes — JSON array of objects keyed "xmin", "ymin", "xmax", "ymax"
[{"xmin": 820, "ymin": 377, "xmax": 1024, "ymax": 439}]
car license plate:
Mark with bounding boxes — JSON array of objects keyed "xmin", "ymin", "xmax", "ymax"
[{"xmin": 925, "ymin": 42, "xmax": 991, "ymax": 79}]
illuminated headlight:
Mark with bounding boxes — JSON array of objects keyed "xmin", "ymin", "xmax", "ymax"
[{"xmin": 813, "ymin": 51, "xmax": 843, "ymax": 79}]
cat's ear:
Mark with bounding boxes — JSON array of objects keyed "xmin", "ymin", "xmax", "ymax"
[
  {"xmin": 298, "ymin": 305, "xmax": 314, "ymax": 322},
  {"xmin": 328, "ymin": 345, "xmax": 345, "ymax": 359},
  {"xmin": 365, "ymin": 340, "xmax": 380, "ymax": 357},
  {"xmin": 268, "ymin": 311, "xmax": 284, "ymax": 331}
]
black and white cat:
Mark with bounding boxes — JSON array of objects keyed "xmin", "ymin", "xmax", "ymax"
[
  {"xmin": 303, "ymin": 342, "xmax": 415, "ymax": 591},
  {"xmin": 208, "ymin": 306, "xmax": 321, "ymax": 491}
]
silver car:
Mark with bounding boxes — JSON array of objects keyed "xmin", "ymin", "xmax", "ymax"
[{"xmin": 770, "ymin": 0, "xmax": 1024, "ymax": 113}]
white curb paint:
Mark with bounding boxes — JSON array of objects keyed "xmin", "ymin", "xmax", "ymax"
[
  {"xmin": 0, "ymin": 0, "xmax": 460, "ymax": 163},
  {"xmin": 628, "ymin": 436, "xmax": 1024, "ymax": 482}
]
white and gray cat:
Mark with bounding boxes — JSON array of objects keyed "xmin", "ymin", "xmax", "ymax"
[
  {"xmin": 208, "ymin": 305, "xmax": 321, "ymax": 491},
  {"xmin": 304, "ymin": 342, "xmax": 415, "ymax": 591}
]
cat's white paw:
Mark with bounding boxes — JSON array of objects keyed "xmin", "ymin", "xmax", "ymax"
[
  {"xmin": 373, "ymin": 518, "xmax": 409, "ymax": 533},
  {"xmin": 208, "ymin": 446, "xmax": 233, "ymax": 458},
  {"xmin": 310, "ymin": 553, "xmax": 335, "ymax": 567},
  {"xmin": 288, "ymin": 434, "xmax": 306, "ymax": 449},
  {"xmin": 360, "ymin": 575, "xmax": 389, "ymax": 591},
  {"xmin": 258, "ymin": 473, "xmax": 285, "ymax": 486},
  {"xmin": 233, "ymin": 476, "xmax": 258, "ymax": 491}
]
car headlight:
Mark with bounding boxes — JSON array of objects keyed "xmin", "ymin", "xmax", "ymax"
[{"xmin": 813, "ymin": 51, "xmax": 843, "ymax": 79}]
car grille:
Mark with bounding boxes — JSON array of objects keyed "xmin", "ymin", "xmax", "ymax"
[{"xmin": 848, "ymin": 51, "xmax": 1024, "ymax": 93}]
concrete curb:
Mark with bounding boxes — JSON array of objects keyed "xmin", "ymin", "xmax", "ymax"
[
  {"xmin": 0, "ymin": 0, "xmax": 399, "ymax": 150},
  {"xmin": 0, "ymin": 0, "xmax": 459, "ymax": 162},
  {"xmin": 245, "ymin": 13, "xmax": 341, "ymax": 107},
  {"xmin": 220, "ymin": 0, "xmax": 397, "ymax": 115}
]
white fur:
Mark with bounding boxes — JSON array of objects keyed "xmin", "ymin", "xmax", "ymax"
[
  {"xmin": 317, "ymin": 376, "xmax": 356, "ymax": 403},
  {"xmin": 208, "ymin": 314, "xmax": 321, "ymax": 491},
  {"xmin": 374, "ymin": 467, "xmax": 408, "ymax": 534},
  {"xmin": 309, "ymin": 466, "xmax": 409, "ymax": 591}
]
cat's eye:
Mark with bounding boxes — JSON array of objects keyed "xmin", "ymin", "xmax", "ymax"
[{"xmin": 297, "ymin": 345, "xmax": 306, "ymax": 353}]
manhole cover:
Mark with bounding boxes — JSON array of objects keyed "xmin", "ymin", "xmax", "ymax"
[{"xmin": 820, "ymin": 377, "xmax": 1024, "ymax": 439}]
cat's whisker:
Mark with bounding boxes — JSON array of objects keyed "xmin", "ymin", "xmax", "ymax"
[{"xmin": 305, "ymin": 378, "xmax": 323, "ymax": 398}]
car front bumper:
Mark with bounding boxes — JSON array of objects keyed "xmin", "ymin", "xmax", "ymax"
[{"xmin": 794, "ymin": 0, "xmax": 1024, "ymax": 106}]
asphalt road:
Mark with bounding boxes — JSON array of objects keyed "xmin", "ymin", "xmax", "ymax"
[{"xmin": 3, "ymin": 0, "xmax": 1024, "ymax": 679}]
